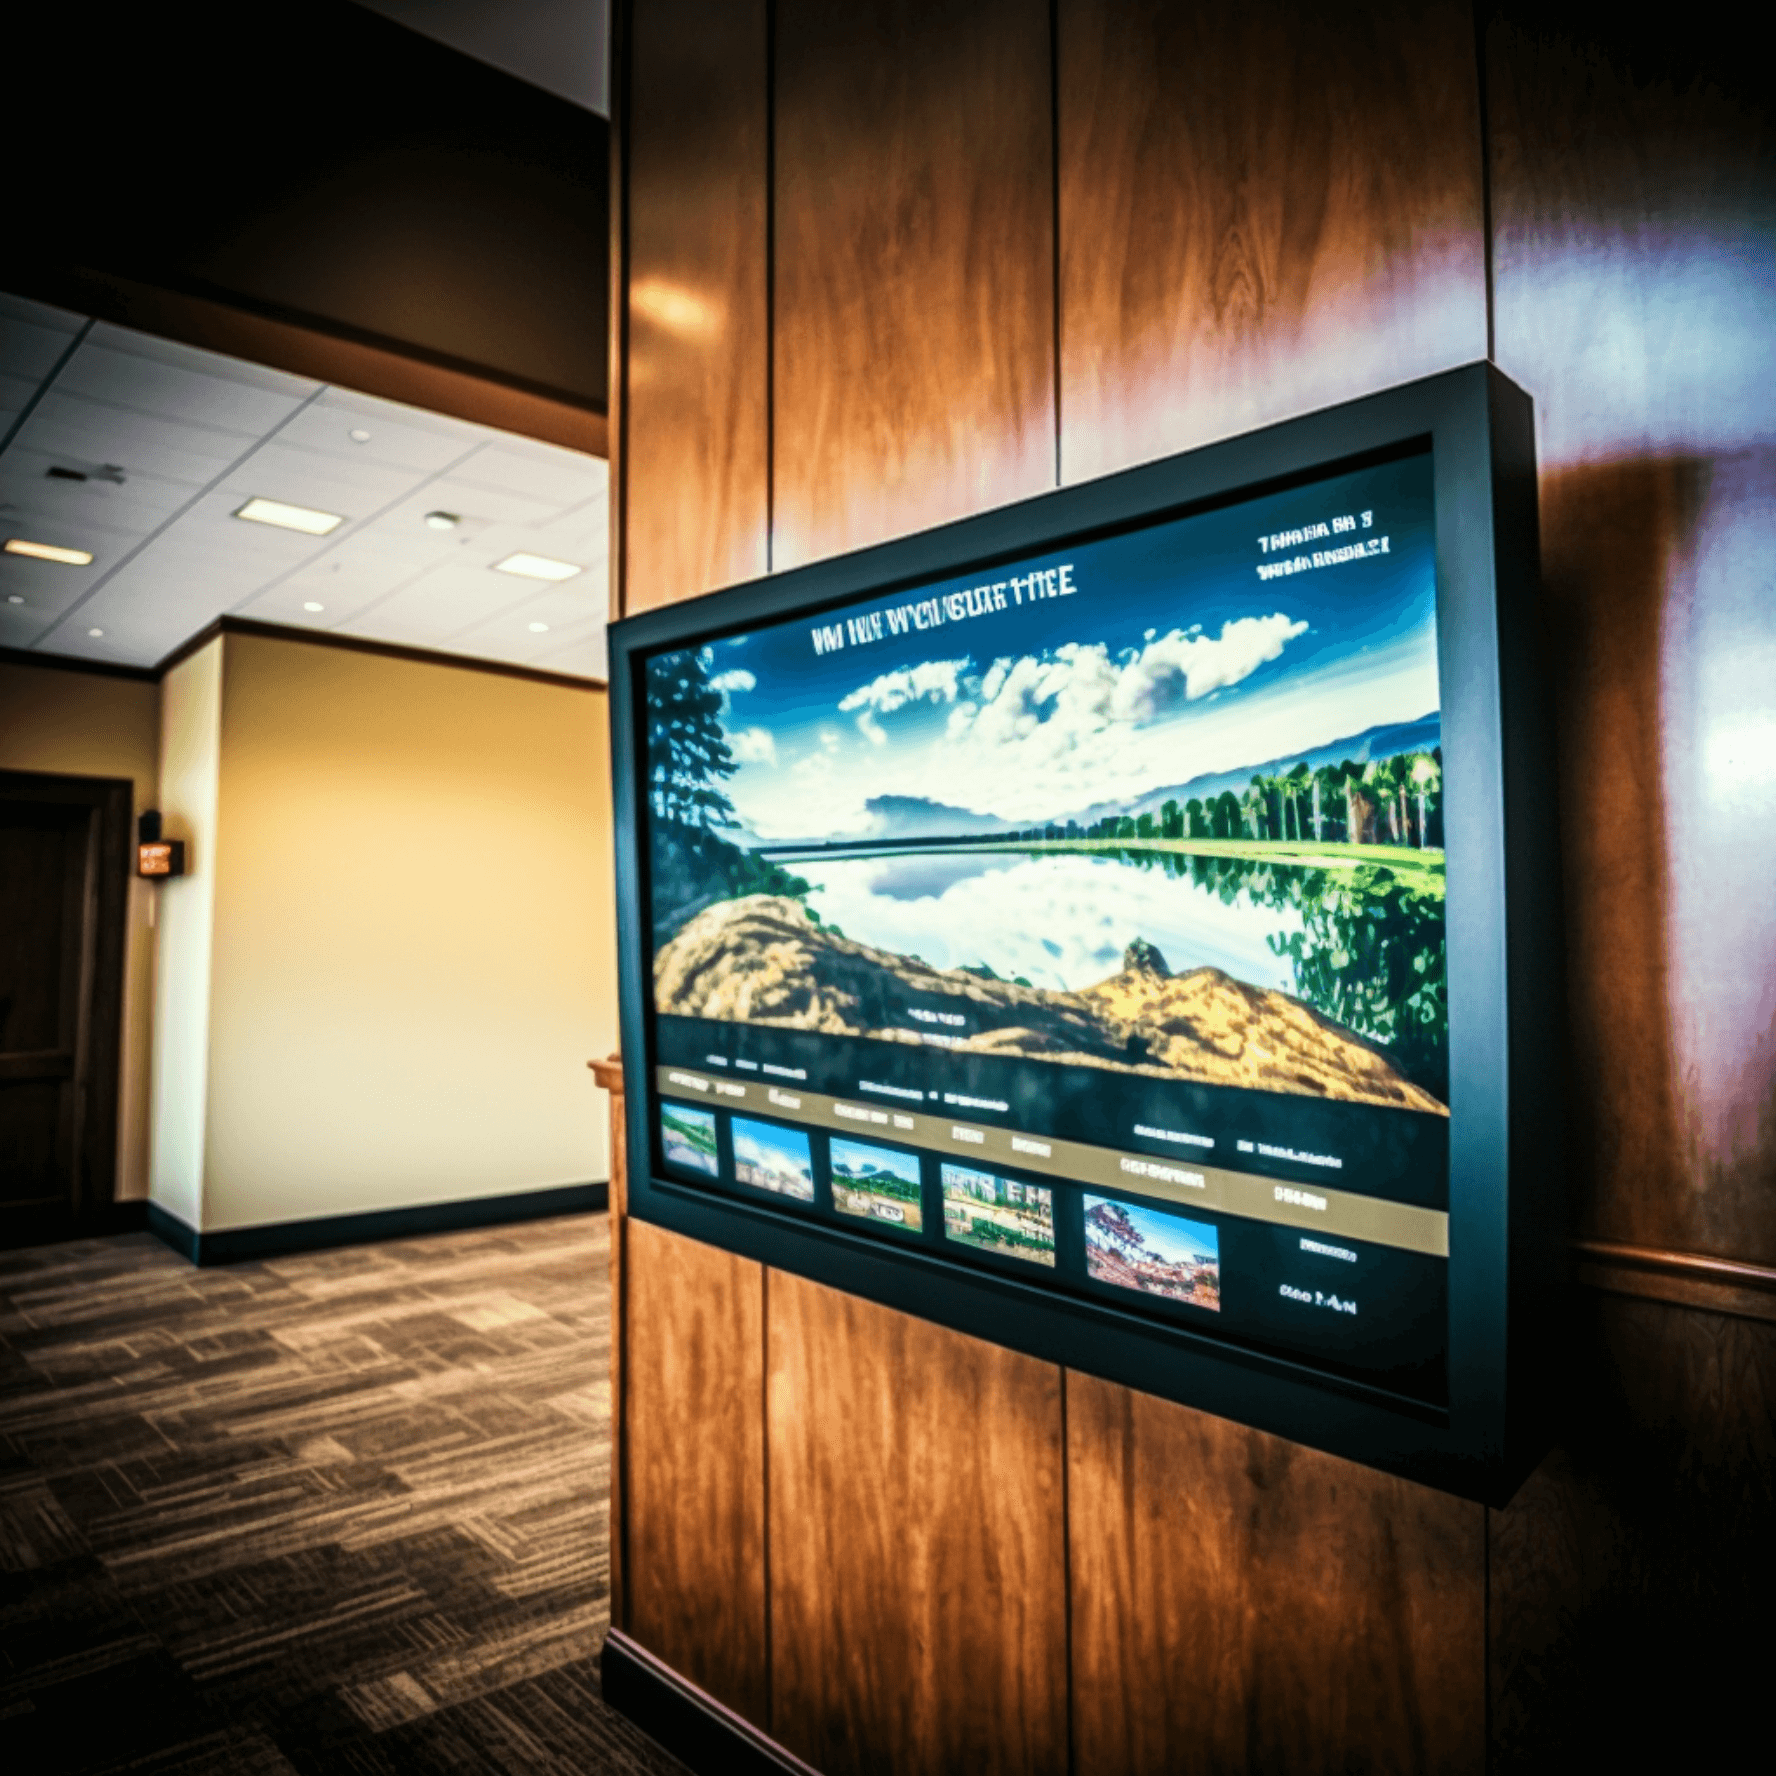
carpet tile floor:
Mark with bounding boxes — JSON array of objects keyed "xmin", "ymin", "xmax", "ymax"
[{"xmin": 0, "ymin": 1215, "xmax": 685, "ymax": 1775}]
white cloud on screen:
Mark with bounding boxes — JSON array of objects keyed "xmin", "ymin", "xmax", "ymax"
[
  {"xmin": 711, "ymin": 669, "xmax": 756, "ymax": 694},
  {"xmin": 728, "ymin": 726, "xmax": 776, "ymax": 765},
  {"xmin": 730, "ymin": 610, "xmax": 1437, "ymax": 836},
  {"xmin": 838, "ymin": 658, "xmax": 969, "ymax": 744}
]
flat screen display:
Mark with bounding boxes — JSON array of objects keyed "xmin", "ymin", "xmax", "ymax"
[{"xmin": 640, "ymin": 449, "xmax": 1452, "ymax": 1408}]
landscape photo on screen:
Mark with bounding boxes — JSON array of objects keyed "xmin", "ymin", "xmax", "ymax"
[
  {"xmin": 830, "ymin": 1136, "xmax": 923, "ymax": 1230},
  {"xmin": 941, "ymin": 1164, "xmax": 1055, "ymax": 1265},
  {"xmin": 660, "ymin": 1102, "xmax": 719, "ymax": 1178},
  {"xmin": 647, "ymin": 453, "xmax": 1448, "ymax": 1115},
  {"xmin": 730, "ymin": 1116, "xmax": 815, "ymax": 1201},
  {"xmin": 1084, "ymin": 1195, "xmax": 1222, "ymax": 1310}
]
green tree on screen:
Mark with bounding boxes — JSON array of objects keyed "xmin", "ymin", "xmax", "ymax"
[{"xmin": 648, "ymin": 647, "xmax": 737, "ymax": 829}]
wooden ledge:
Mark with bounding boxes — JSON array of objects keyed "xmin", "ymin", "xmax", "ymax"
[
  {"xmin": 588, "ymin": 1055, "xmax": 626, "ymax": 1095},
  {"xmin": 1573, "ymin": 1239, "xmax": 1776, "ymax": 1324}
]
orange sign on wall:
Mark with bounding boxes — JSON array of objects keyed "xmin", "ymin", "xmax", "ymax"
[{"xmin": 137, "ymin": 840, "xmax": 185, "ymax": 878}]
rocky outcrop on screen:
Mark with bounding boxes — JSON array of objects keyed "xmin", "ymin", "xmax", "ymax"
[{"xmin": 654, "ymin": 896, "xmax": 1446, "ymax": 1114}]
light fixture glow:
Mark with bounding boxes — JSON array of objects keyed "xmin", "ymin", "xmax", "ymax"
[
  {"xmin": 5, "ymin": 537, "xmax": 94, "ymax": 566},
  {"xmin": 528, "ymin": 621, "xmax": 551, "ymax": 633},
  {"xmin": 6, "ymin": 594, "xmax": 22, "ymax": 605},
  {"xmin": 350, "ymin": 429, "xmax": 371, "ymax": 443},
  {"xmin": 631, "ymin": 277, "xmax": 722, "ymax": 342},
  {"xmin": 494, "ymin": 552, "xmax": 581, "ymax": 582},
  {"xmin": 303, "ymin": 601, "xmax": 325, "ymax": 613},
  {"xmin": 233, "ymin": 497, "xmax": 344, "ymax": 536},
  {"xmin": 425, "ymin": 510, "xmax": 460, "ymax": 531},
  {"xmin": 87, "ymin": 627, "xmax": 104, "ymax": 638}
]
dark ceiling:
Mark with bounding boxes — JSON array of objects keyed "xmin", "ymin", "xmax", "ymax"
[{"xmin": 3, "ymin": 3, "xmax": 609, "ymax": 415}]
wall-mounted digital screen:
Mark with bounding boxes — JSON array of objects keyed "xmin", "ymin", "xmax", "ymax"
[
  {"xmin": 644, "ymin": 450, "xmax": 1451, "ymax": 1405},
  {"xmin": 612, "ymin": 365, "xmax": 1557, "ymax": 1500}
]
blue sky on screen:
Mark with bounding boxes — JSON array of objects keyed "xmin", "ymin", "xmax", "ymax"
[
  {"xmin": 831, "ymin": 1138, "xmax": 922, "ymax": 1186},
  {"xmin": 731, "ymin": 1118, "xmax": 812, "ymax": 1180},
  {"xmin": 675, "ymin": 455, "xmax": 1439, "ymax": 840}
]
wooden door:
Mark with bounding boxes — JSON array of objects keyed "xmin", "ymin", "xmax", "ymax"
[{"xmin": 0, "ymin": 771, "xmax": 130, "ymax": 1240}]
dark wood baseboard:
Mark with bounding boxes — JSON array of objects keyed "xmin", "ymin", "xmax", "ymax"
[
  {"xmin": 600, "ymin": 1630, "xmax": 819, "ymax": 1776},
  {"xmin": 145, "ymin": 1182, "xmax": 607, "ymax": 1267}
]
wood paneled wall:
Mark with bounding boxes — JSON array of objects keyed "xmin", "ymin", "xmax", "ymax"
[
  {"xmin": 772, "ymin": 0, "xmax": 1056, "ymax": 566},
  {"xmin": 1058, "ymin": 0, "xmax": 1488, "ymax": 480},
  {"xmin": 607, "ymin": 3, "xmax": 1775, "ymax": 1769}
]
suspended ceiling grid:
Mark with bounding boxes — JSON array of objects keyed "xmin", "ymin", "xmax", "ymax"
[{"xmin": 0, "ymin": 293, "xmax": 609, "ymax": 680}]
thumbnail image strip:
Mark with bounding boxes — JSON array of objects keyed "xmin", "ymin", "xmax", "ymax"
[
  {"xmin": 731, "ymin": 1116, "xmax": 815, "ymax": 1202},
  {"xmin": 1084, "ymin": 1195, "xmax": 1221, "ymax": 1311},
  {"xmin": 830, "ymin": 1137, "xmax": 923, "ymax": 1231},
  {"xmin": 941, "ymin": 1164, "xmax": 1055, "ymax": 1266},
  {"xmin": 660, "ymin": 1102, "xmax": 719, "ymax": 1179}
]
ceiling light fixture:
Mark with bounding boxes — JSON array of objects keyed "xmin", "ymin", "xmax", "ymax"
[
  {"xmin": 5, "ymin": 537, "xmax": 95, "ymax": 566},
  {"xmin": 528, "ymin": 621, "xmax": 551, "ymax": 633},
  {"xmin": 6, "ymin": 594, "xmax": 23, "ymax": 605},
  {"xmin": 234, "ymin": 497, "xmax": 344, "ymax": 536},
  {"xmin": 494, "ymin": 552, "xmax": 581, "ymax": 582},
  {"xmin": 303, "ymin": 601, "xmax": 325, "ymax": 613},
  {"xmin": 87, "ymin": 627, "xmax": 104, "ymax": 638},
  {"xmin": 425, "ymin": 511, "xmax": 460, "ymax": 531},
  {"xmin": 350, "ymin": 429, "xmax": 371, "ymax": 443}
]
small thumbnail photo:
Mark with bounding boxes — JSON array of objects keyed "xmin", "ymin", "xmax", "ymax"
[
  {"xmin": 1084, "ymin": 1195, "xmax": 1221, "ymax": 1311},
  {"xmin": 660, "ymin": 1102, "xmax": 719, "ymax": 1179},
  {"xmin": 941, "ymin": 1165, "xmax": 1055, "ymax": 1266},
  {"xmin": 731, "ymin": 1117, "xmax": 815, "ymax": 1202},
  {"xmin": 830, "ymin": 1137, "xmax": 923, "ymax": 1232}
]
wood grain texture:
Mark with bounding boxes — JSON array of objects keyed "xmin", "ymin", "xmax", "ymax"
[
  {"xmin": 771, "ymin": 0, "xmax": 1056, "ymax": 568},
  {"xmin": 1056, "ymin": 0, "xmax": 1487, "ymax": 483},
  {"xmin": 624, "ymin": 1218, "xmax": 768, "ymax": 1728},
  {"xmin": 589, "ymin": 1056, "xmax": 629, "ymax": 1628},
  {"xmin": 1489, "ymin": 1292, "xmax": 1776, "ymax": 1770},
  {"xmin": 623, "ymin": 0, "xmax": 770, "ymax": 612},
  {"xmin": 766, "ymin": 1270, "xmax": 1068, "ymax": 1776},
  {"xmin": 1067, "ymin": 1372, "xmax": 1483, "ymax": 1776},
  {"xmin": 1488, "ymin": 10, "xmax": 1776, "ymax": 1262}
]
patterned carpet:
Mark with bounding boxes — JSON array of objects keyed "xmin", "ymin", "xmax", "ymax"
[{"xmin": 0, "ymin": 1215, "xmax": 685, "ymax": 1775}]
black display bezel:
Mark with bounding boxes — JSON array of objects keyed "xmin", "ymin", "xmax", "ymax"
[{"xmin": 608, "ymin": 363, "xmax": 1561, "ymax": 1503}]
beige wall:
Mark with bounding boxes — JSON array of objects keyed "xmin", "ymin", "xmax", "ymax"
[
  {"xmin": 149, "ymin": 639, "xmax": 223, "ymax": 1226},
  {"xmin": 0, "ymin": 659, "xmax": 161, "ymax": 1200},
  {"xmin": 197, "ymin": 632, "xmax": 616, "ymax": 1231}
]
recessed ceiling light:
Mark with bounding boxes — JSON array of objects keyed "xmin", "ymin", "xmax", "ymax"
[
  {"xmin": 87, "ymin": 627, "xmax": 104, "ymax": 638},
  {"xmin": 528, "ymin": 621, "xmax": 551, "ymax": 633},
  {"xmin": 425, "ymin": 511, "xmax": 460, "ymax": 531},
  {"xmin": 5, "ymin": 537, "xmax": 95, "ymax": 566},
  {"xmin": 6, "ymin": 594, "xmax": 22, "ymax": 605},
  {"xmin": 303, "ymin": 601, "xmax": 325, "ymax": 613},
  {"xmin": 234, "ymin": 497, "xmax": 344, "ymax": 536},
  {"xmin": 350, "ymin": 429, "xmax": 371, "ymax": 443},
  {"xmin": 494, "ymin": 552, "xmax": 581, "ymax": 582}
]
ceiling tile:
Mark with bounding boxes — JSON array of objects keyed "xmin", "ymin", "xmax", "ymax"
[
  {"xmin": 0, "ymin": 557, "xmax": 101, "ymax": 629},
  {"xmin": 19, "ymin": 393, "xmax": 259, "ymax": 486},
  {"xmin": 58, "ymin": 338, "xmax": 313, "ymax": 437},
  {"xmin": 454, "ymin": 438, "xmax": 608, "ymax": 509},
  {"xmin": 84, "ymin": 323, "xmax": 318, "ymax": 400},
  {"xmin": 1, "ymin": 453, "xmax": 198, "ymax": 541},
  {"xmin": 277, "ymin": 388, "xmax": 485, "ymax": 474},
  {"xmin": 3, "ymin": 305, "xmax": 606, "ymax": 681}
]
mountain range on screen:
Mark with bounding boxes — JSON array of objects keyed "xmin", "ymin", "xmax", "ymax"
[{"xmin": 739, "ymin": 713, "xmax": 1440, "ymax": 849}]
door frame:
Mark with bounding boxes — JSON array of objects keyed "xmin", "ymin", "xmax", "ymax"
[{"xmin": 0, "ymin": 769, "xmax": 132, "ymax": 1238}]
